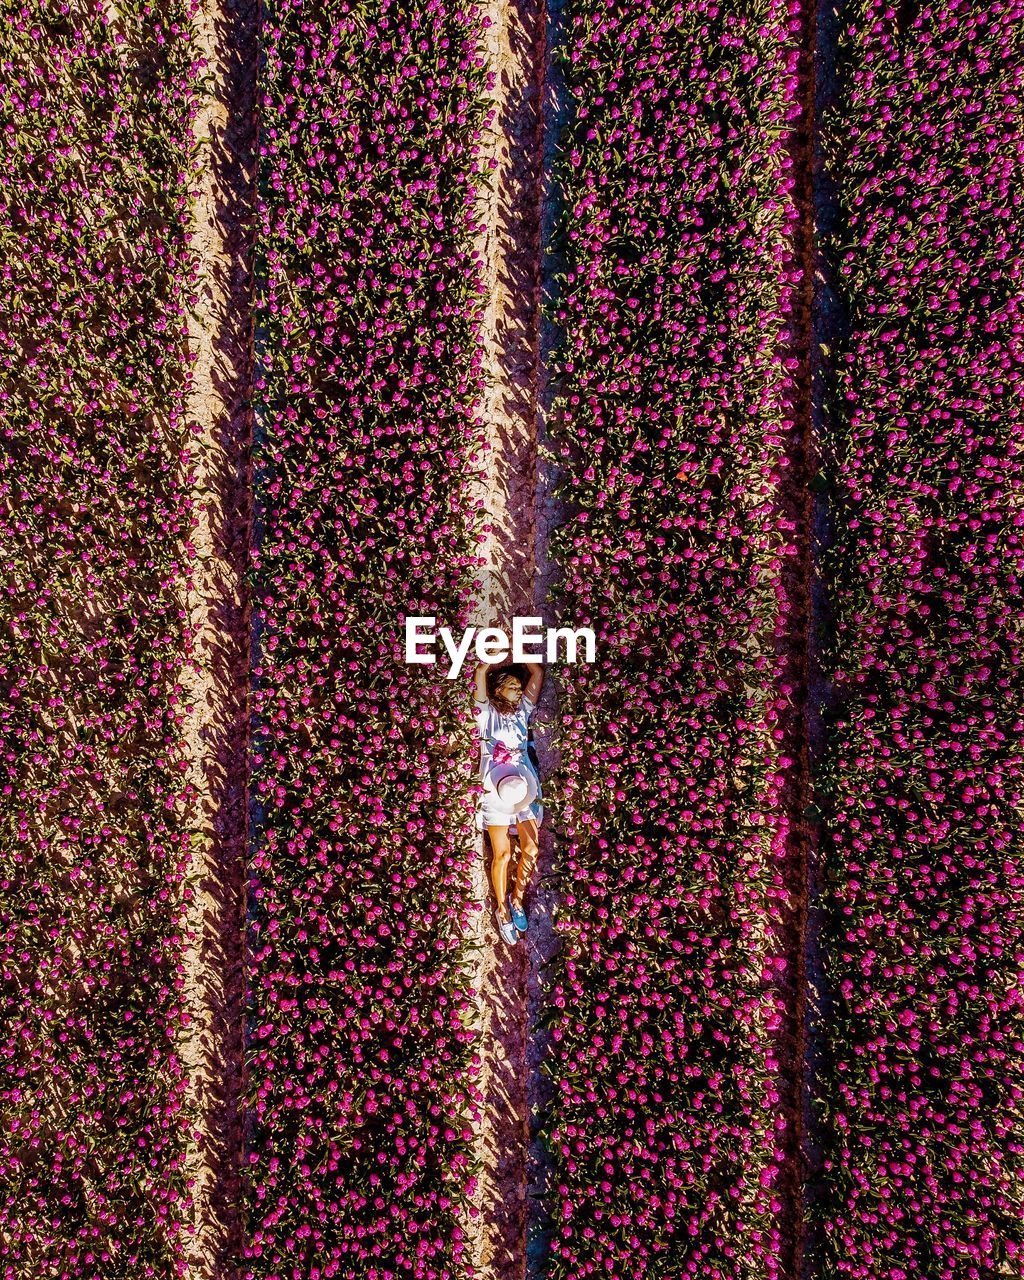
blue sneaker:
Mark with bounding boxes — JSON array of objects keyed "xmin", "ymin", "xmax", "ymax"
[
  {"xmin": 508, "ymin": 892, "xmax": 528, "ymax": 933},
  {"xmin": 495, "ymin": 908, "xmax": 518, "ymax": 946}
]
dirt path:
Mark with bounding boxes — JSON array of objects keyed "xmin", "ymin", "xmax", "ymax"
[
  {"xmin": 524, "ymin": 0, "xmax": 570, "ymax": 1267},
  {"xmin": 178, "ymin": 0, "xmax": 258, "ymax": 1275},
  {"xmin": 801, "ymin": 0, "xmax": 844, "ymax": 1268},
  {"xmin": 460, "ymin": 0, "xmax": 552, "ymax": 1274},
  {"xmin": 772, "ymin": 3, "xmax": 820, "ymax": 1271}
]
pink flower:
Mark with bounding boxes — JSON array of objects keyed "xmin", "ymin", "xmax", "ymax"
[{"xmin": 491, "ymin": 740, "xmax": 515, "ymax": 765}]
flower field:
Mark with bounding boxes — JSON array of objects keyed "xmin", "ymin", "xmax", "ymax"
[
  {"xmin": 0, "ymin": 0, "xmax": 1022, "ymax": 1277},
  {"xmin": 813, "ymin": 1, "xmax": 1024, "ymax": 1276},
  {"xmin": 0, "ymin": 4, "xmax": 205, "ymax": 1276},
  {"xmin": 537, "ymin": 0, "xmax": 806, "ymax": 1273},
  {"xmin": 242, "ymin": 1, "xmax": 492, "ymax": 1275}
]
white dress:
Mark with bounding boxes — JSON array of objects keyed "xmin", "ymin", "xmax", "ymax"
[{"xmin": 473, "ymin": 694, "xmax": 544, "ymax": 834}]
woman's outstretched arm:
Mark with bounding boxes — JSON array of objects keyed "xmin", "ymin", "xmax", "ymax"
[
  {"xmin": 474, "ymin": 650, "xmax": 512, "ymax": 702},
  {"xmin": 473, "ymin": 658, "xmax": 489, "ymax": 703},
  {"xmin": 523, "ymin": 660, "xmax": 543, "ymax": 705}
]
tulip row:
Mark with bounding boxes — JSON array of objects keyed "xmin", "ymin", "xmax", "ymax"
[
  {"xmin": 0, "ymin": 3, "xmax": 205, "ymax": 1276},
  {"xmin": 242, "ymin": 2, "xmax": 492, "ymax": 1276},
  {"xmin": 538, "ymin": 0, "xmax": 805, "ymax": 1274},
  {"xmin": 813, "ymin": 1, "xmax": 1024, "ymax": 1276}
]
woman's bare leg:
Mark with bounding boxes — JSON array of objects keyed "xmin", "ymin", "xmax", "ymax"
[
  {"xmin": 511, "ymin": 817, "xmax": 539, "ymax": 909},
  {"xmin": 487, "ymin": 824, "xmax": 514, "ymax": 921}
]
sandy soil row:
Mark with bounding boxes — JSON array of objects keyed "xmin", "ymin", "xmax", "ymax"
[
  {"xmin": 800, "ymin": 0, "xmax": 845, "ymax": 1265},
  {"xmin": 460, "ymin": 0, "xmax": 554, "ymax": 1274},
  {"xmin": 524, "ymin": 0, "xmax": 570, "ymax": 1267},
  {"xmin": 178, "ymin": 0, "xmax": 259, "ymax": 1275},
  {"xmin": 771, "ymin": 7, "xmax": 819, "ymax": 1271}
]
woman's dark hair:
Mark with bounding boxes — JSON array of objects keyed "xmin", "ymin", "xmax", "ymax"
[{"xmin": 487, "ymin": 664, "xmax": 527, "ymax": 716}]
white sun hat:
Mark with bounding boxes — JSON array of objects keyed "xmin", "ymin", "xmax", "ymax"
[{"xmin": 482, "ymin": 761, "xmax": 539, "ymax": 814}]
